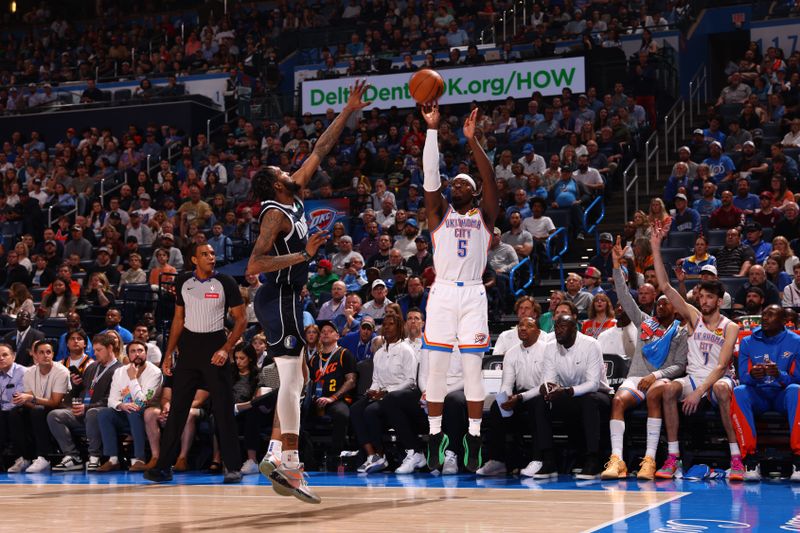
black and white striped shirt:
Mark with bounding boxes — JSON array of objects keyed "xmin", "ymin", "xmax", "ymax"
[{"xmin": 176, "ymin": 271, "xmax": 243, "ymax": 333}]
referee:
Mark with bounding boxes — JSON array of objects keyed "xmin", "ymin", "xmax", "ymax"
[{"xmin": 144, "ymin": 243, "xmax": 247, "ymax": 483}]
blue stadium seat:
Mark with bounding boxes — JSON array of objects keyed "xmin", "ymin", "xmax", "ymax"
[
  {"xmin": 707, "ymin": 229, "xmax": 728, "ymax": 248},
  {"xmin": 666, "ymin": 231, "xmax": 696, "ymax": 251},
  {"xmin": 719, "ymin": 277, "xmax": 748, "ymax": 298},
  {"xmin": 661, "ymin": 247, "xmax": 688, "ymax": 268},
  {"xmin": 546, "ymin": 209, "xmax": 571, "ymax": 231}
]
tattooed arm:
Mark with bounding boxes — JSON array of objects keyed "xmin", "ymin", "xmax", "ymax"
[
  {"xmin": 291, "ymin": 79, "xmax": 372, "ymax": 188},
  {"xmin": 245, "ymin": 209, "xmax": 328, "ymax": 275}
]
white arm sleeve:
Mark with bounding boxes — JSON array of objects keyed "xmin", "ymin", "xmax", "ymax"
[{"xmin": 423, "ymin": 129, "xmax": 442, "ymax": 192}]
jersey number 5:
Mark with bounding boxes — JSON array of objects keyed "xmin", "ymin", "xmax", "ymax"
[{"xmin": 457, "ymin": 239, "xmax": 468, "ymax": 257}]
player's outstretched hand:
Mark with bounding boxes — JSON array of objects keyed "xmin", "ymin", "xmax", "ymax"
[
  {"xmin": 345, "ymin": 79, "xmax": 372, "ymax": 112},
  {"xmin": 463, "ymin": 108, "xmax": 479, "ymax": 140},
  {"xmin": 305, "ymin": 231, "xmax": 329, "ymax": 258},
  {"xmin": 421, "ymin": 101, "xmax": 440, "ymax": 129}
]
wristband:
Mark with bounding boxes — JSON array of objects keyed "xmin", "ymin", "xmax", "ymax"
[{"xmin": 300, "ymin": 250, "xmax": 311, "ymax": 261}]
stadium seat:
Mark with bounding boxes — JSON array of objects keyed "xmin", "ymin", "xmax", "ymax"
[
  {"xmin": 707, "ymin": 229, "xmax": 728, "ymax": 248},
  {"xmin": 660, "ymin": 247, "xmax": 688, "ymax": 268},
  {"xmin": 719, "ymin": 277, "xmax": 748, "ymax": 297},
  {"xmin": 546, "ymin": 209, "xmax": 571, "ymax": 231},
  {"xmin": 666, "ymin": 231, "xmax": 696, "ymax": 251},
  {"xmin": 37, "ymin": 318, "xmax": 68, "ymax": 337}
]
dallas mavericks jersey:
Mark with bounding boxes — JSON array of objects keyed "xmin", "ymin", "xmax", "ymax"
[
  {"xmin": 688, "ymin": 315, "xmax": 733, "ymax": 378},
  {"xmin": 258, "ymin": 197, "xmax": 309, "ymax": 289},
  {"xmin": 430, "ymin": 205, "xmax": 492, "ymax": 283}
]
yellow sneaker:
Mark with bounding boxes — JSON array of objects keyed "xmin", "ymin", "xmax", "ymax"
[
  {"xmin": 600, "ymin": 454, "xmax": 627, "ymax": 480},
  {"xmin": 637, "ymin": 456, "xmax": 657, "ymax": 480}
]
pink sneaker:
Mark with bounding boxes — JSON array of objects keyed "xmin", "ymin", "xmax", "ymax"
[
  {"xmin": 729, "ymin": 455, "xmax": 745, "ymax": 482},
  {"xmin": 655, "ymin": 454, "xmax": 682, "ymax": 479}
]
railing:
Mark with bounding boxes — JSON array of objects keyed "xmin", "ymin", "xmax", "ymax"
[
  {"xmin": 509, "ymin": 256, "xmax": 534, "ymax": 297},
  {"xmin": 546, "ymin": 227, "xmax": 569, "ymax": 291},
  {"xmin": 622, "ymin": 159, "xmax": 639, "ymax": 223},
  {"xmin": 47, "ymin": 204, "xmax": 78, "ymax": 228},
  {"xmin": 644, "ymin": 130, "xmax": 660, "ymax": 196},
  {"xmin": 582, "ymin": 197, "xmax": 605, "ymax": 252},
  {"xmin": 663, "ymin": 98, "xmax": 686, "ymax": 171},
  {"xmin": 98, "ymin": 170, "xmax": 127, "ymax": 208},
  {"xmin": 688, "ymin": 64, "xmax": 708, "ymax": 126}
]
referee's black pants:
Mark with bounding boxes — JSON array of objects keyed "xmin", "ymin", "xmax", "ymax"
[
  {"xmin": 156, "ymin": 330, "xmax": 242, "ymax": 472},
  {"xmin": 532, "ymin": 392, "xmax": 610, "ymax": 456}
]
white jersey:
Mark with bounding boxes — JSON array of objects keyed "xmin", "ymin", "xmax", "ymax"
[
  {"xmin": 687, "ymin": 315, "xmax": 733, "ymax": 379},
  {"xmin": 430, "ymin": 205, "xmax": 492, "ymax": 283}
]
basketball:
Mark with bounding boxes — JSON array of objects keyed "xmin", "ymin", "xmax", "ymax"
[{"xmin": 409, "ymin": 69, "xmax": 444, "ymax": 104}]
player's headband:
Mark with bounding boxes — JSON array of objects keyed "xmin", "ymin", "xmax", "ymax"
[{"xmin": 452, "ymin": 173, "xmax": 477, "ymax": 191}]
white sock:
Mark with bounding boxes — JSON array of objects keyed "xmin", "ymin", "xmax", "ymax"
[
  {"xmin": 468, "ymin": 418, "xmax": 481, "ymax": 437},
  {"xmin": 730, "ymin": 443, "xmax": 741, "ymax": 456},
  {"xmin": 428, "ymin": 415, "xmax": 442, "ymax": 434},
  {"xmin": 108, "ymin": 456, "xmax": 119, "ymax": 465},
  {"xmin": 89, "ymin": 456, "xmax": 100, "ymax": 464},
  {"xmin": 268, "ymin": 439, "xmax": 282, "ymax": 456},
  {"xmin": 667, "ymin": 441, "xmax": 680, "ymax": 456},
  {"xmin": 281, "ymin": 450, "xmax": 300, "ymax": 469},
  {"xmin": 645, "ymin": 418, "xmax": 662, "ymax": 458},
  {"xmin": 610, "ymin": 419, "xmax": 625, "ymax": 457}
]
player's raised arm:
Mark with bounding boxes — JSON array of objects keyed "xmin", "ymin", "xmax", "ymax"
[
  {"xmin": 291, "ymin": 79, "xmax": 372, "ymax": 188},
  {"xmin": 245, "ymin": 209, "xmax": 327, "ymax": 276},
  {"xmin": 650, "ymin": 220, "xmax": 699, "ymax": 325},
  {"xmin": 465, "ymin": 108, "xmax": 499, "ymax": 229},
  {"xmin": 421, "ymin": 102, "xmax": 448, "ymax": 228}
]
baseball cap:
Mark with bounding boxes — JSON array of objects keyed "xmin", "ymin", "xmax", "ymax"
[
  {"xmin": 393, "ymin": 266, "xmax": 409, "ymax": 275},
  {"xmin": 96, "ymin": 246, "xmax": 111, "ymax": 254},
  {"xmin": 162, "ymin": 233, "xmax": 175, "ymax": 240},
  {"xmin": 493, "ymin": 227, "xmax": 502, "ymax": 236},
  {"xmin": 693, "ymin": 128, "xmax": 704, "ymax": 135},
  {"xmin": 71, "ymin": 225, "xmax": 82, "ymax": 231},
  {"xmin": 678, "ymin": 146, "xmax": 691, "ymax": 154},
  {"xmin": 710, "ymin": 141, "xmax": 722, "ymax": 149},
  {"xmin": 745, "ymin": 222, "xmax": 762, "ymax": 232},
  {"xmin": 32, "ymin": 178, "xmax": 42, "ymax": 185},
  {"xmin": 372, "ymin": 279, "xmax": 386, "ymax": 290},
  {"xmin": 44, "ymin": 239, "xmax": 57, "ymax": 246},
  {"xmin": 317, "ymin": 319, "xmax": 338, "ymax": 333},
  {"xmin": 139, "ymin": 193, "xmax": 151, "ymax": 200},
  {"xmin": 759, "ymin": 191, "xmax": 773, "ymax": 199},
  {"xmin": 700, "ymin": 264, "xmax": 718, "ymax": 276},
  {"xmin": 109, "ymin": 212, "xmax": 121, "ymax": 219},
  {"xmin": 584, "ymin": 266, "xmax": 602, "ymax": 279},
  {"xmin": 360, "ymin": 316, "xmax": 376, "ymax": 329},
  {"xmin": 406, "ymin": 218, "xmax": 418, "ymax": 228},
  {"xmin": 743, "ymin": 140, "xmax": 755, "ymax": 148},
  {"xmin": 522, "ymin": 143, "xmax": 534, "ymax": 154},
  {"xmin": 599, "ymin": 232, "xmax": 613, "ymax": 242},
  {"xmin": 415, "ymin": 235, "xmax": 427, "ymax": 243},
  {"xmin": 675, "ymin": 193, "xmax": 688, "ymax": 202},
  {"xmin": 317, "ymin": 259, "xmax": 333, "ymax": 271}
]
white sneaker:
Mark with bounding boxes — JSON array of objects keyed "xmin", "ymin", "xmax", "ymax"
[
  {"xmin": 442, "ymin": 451, "xmax": 458, "ymax": 475},
  {"xmin": 26, "ymin": 456, "xmax": 51, "ymax": 473},
  {"xmin": 240, "ymin": 459, "xmax": 259, "ymax": 475},
  {"xmin": 357, "ymin": 454, "xmax": 387, "ymax": 474},
  {"xmin": 395, "ymin": 450, "xmax": 427, "ymax": 474},
  {"xmin": 476, "ymin": 459, "xmax": 507, "ymax": 476},
  {"xmin": 7, "ymin": 457, "xmax": 30, "ymax": 473},
  {"xmin": 743, "ymin": 463, "xmax": 760, "ymax": 482},
  {"xmin": 522, "ymin": 460, "xmax": 558, "ymax": 479},
  {"xmin": 791, "ymin": 465, "xmax": 800, "ymax": 482}
]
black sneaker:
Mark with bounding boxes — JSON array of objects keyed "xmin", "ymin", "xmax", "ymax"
[
  {"xmin": 143, "ymin": 467, "xmax": 173, "ymax": 483},
  {"xmin": 462, "ymin": 434, "xmax": 483, "ymax": 473},
  {"xmin": 532, "ymin": 459, "xmax": 558, "ymax": 479},
  {"xmin": 426, "ymin": 432, "xmax": 449, "ymax": 471},
  {"xmin": 575, "ymin": 454, "xmax": 600, "ymax": 480},
  {"xmin": 224, "ymin": 471, "xmax": 243, "ymax": 484}
]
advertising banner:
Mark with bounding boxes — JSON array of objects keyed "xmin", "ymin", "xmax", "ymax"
[
  {"xmin": 301, "ymin": 56, "xmax": 586, "ymax": 114},
  {"xmin": 305, "ymin": 198, "xmax": 351, "ymax": 234}
]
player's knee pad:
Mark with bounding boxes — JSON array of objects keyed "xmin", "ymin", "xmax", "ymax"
[
  {"xmin": 425, "ymin": 350, "xmax": 451, "ymax": 404},
  {"xmin": 274, "ymin": 356, "xmax": 303, "ymax": 434},
  {"xmin": 462, "ymin": 353, "xmax": 485, "ymax": 403}
]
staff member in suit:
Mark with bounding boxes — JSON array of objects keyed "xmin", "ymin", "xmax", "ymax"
[
  {"xmin": 144, "ymin": 243, "xmax": 247, "ymax": 484},
  {"xmin": 47, "ymin": 333, "xmax": 122, "ymax": 471},
  {"xmin": 2, "ymin": 311, "xmax": 44, "ymax": 367}
]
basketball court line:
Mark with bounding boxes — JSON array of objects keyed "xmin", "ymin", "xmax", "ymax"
[{"xmin": 585, "ymin": 491, "xmax": 688, "ymax": 532}]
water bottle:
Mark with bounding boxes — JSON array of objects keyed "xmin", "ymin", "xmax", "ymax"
[{"xmin": 763, "ymin": 354, "xmax": 774, "ymax": 384}]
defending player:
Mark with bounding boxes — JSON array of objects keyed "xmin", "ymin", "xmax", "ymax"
[
  {"xmin": 731, "ymin": 304, "xmax": 800, "ymax": 481},
  {"xmin": 419, "ymin": 102, "xmax": 499, "ymax": 472},
  {"xmin": 246, "ymin": 80, "xmax": 370, "ymax": 503},
  {"xmin": 650, "ymin": 221, "xmax": 743, "ymax": 480}
]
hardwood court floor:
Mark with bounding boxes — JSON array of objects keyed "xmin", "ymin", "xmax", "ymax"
[{"xmin": 0, "ymin": 480, "xmax": 684, "ymax": 533}]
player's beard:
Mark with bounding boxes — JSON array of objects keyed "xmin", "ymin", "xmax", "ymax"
[{"xmin": 284, "ymin": 179, "xmax": 301, "ymax": 195}]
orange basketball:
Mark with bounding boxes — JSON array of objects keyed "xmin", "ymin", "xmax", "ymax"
[{"xmin": 409, "ymin": 69, "xmax": 444, "ymax": 104}]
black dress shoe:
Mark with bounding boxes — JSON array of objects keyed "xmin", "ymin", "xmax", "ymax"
[{"xmin": 144, "ymin": 467, "xmax": 173, "ymax": 483}]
